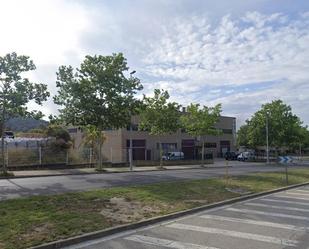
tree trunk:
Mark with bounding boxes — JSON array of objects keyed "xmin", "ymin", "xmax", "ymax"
[
  {"xmin": 1, "ymin": 100, "xmax": 6, "ymax": 174},
  {"xmin": 98, "ymin": 141, "xmax": 102, "ymax": 169},
  {"xmin": 201, "ymin": 140, "xmax": 205, "ymax": 167},
  {"xmin": 159, "ymin": 140, "xmax": 163, "ymax": 168}
]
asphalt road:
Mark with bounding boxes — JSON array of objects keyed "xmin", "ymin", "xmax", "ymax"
[
  {"xmin": 0, "ymin": 162, "xmax": 305, "ymax": 201},
  {"xmin": 64, "ymin": 185, "xmax": 309, "ymax": 249}
]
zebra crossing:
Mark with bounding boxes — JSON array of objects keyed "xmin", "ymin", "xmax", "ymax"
[{"xmin": 65, "ymin": 186, "xmax": 309, "ymax": 249}]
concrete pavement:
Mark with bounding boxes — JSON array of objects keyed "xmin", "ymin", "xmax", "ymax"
[
  {"xmin": 64, "ymin": 185, "xmax": 309, "ymax": 249},
  {"xmin": 0, "ymin": 162, "xmax": 305, "ymax": 201}
]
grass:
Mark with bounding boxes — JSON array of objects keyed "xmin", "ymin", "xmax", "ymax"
[{"xmin": 0, "ymin": 168, "xmax": 309, "ymax": 249}]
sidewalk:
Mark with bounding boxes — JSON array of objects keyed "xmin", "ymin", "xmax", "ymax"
[
  {"xmin": 7, "ymin": 163, "xmax": 227, "ymax": 178},
  {"xmin": 5, "ymin": 160, "xmax": 277, "ymax": 179}
]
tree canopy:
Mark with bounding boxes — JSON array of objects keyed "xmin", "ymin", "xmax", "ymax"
[
  {"xmin": 0, "ymin": 52, "xmax": 50, "ymax": 172},
  {"xmin": 54, "ymin": 53, "xmax": 143, "ymax": 130},
  {"xmin": 180, "ymin": 103, "xmax": 222, "ymax": 138},
  {"xmin": 139, "ymin": 89, "xmax": 181, "ymax": 136},
  {"xmin": 237, "ymin": 100, "xmax": 304, "ymax": 149},
  {"xmin": 0, "ymin": 52, "xmax": 49, "ymax": 120},
  {"xmin": 180, "ymin": 103, "xmax": 222, "ymax": 165}
]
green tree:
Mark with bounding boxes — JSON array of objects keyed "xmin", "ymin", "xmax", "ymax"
[
  {"xmin": 180, "ymin": 103, "xmax": 222, "ymax": 166},
  {"xmin": 291, "ymin": 126, "xmax": 309, "ymax": 156},
  {"xmin": 0, "ymin": 52, "xmax": 50, "ymax": 173},
  {"xmin": 82, "ymin": 125, "xmax": 106, "ymax": 165},
  {"xmin": 54, "ymin": 53, "xmax": 143, "ymax": 168},
  {"xmin": 139, "ymin": 89, "xmax": 181, "ymax": 167},
  {"xmin": 246, "ymin": 100, "xmax": 302, "ymax": 150},
  {"xmin": 237, "ymin": 122, "xmax": 250, "ymax": 147}
]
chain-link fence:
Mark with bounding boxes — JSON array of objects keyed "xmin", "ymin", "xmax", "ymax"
[{"xmin": 0, "ymin": 146, "xmax": 100, "ymax": 170}]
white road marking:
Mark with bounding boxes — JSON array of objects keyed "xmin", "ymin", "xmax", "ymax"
[
  {"xmin": 199, "ymin": 214, "xmax": 307, "ymax": 231},
  {"xmin": 125, "ymin": 235, "xmax": 220, "ymax": 249},
  {"xmin": 284, "ymin": 192, "xmax": 309, "ymax": 197},
  {"xmin": 275, "ymin": 194, "xmax": 309, "ymax": 201},
  {"xmin": 292, "ymin": 189, "xmax": 309, "ymax": 194},
  {"xmin": 262, "ymin": 198, "xmax": 309, "ymax": 206},
  {"xmin": 166, "ymin": 223, "xmax": 298, "ymax": 247},
  {"xmin": 245, "ymin": 202, "xmax": 309, "ymax": 212},
  {"xmin": 226, "ymin": 207, "xmax": 309, "ymax": 221}
]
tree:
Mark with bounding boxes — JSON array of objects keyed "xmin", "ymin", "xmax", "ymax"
[
  {"xmin": 82, "ymin": 125, "xmax": 106, "ymax": 165},
  {"xmin": 139, "ymin": 89, "xmax": 181, "ymax": 167},
  {"xmin": 45, "ymin": 125, "xmax": 72, "ymax": 150},
  {"xmin": 0, "ymin": 52, "xmax": 49, "ymax": 173},
  {"xmin": 54, "ymin": 53, "xmax": 143, "ymax": 168},
  {"xmin": 237, "ymin": 122, "xmax": 250, "ymax": 147},
  {"xmin": 245, "ymin": 100, "xmax": 303, "ymax": 150},
  {"xmin": 291, "ymin": 126, "xmax": 309, "ymax": 156},
  {"xmin": 180, "ymin": 103, "xmax": 222, "ymax": 166}
]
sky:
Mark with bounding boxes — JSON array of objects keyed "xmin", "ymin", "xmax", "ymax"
[{"xmin": 0, "ymin": 0, "xmax": 308, "ymax": 128}]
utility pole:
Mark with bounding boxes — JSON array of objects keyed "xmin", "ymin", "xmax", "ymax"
[
  {"xmin": 266, "ymin": 111, "xmax": 270, "ymax": 164},
  {"xmin": 129, "ymin": 70, "xmax": 136, "ymax": 171}
]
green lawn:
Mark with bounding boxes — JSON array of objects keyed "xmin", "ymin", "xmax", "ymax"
[{"xmin": 1, "ymin": 168, "xmax": 309, "ymax": 249}]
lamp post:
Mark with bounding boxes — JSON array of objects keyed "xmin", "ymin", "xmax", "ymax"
[
  {"xmin": 129, "ymin": 70, "xmax": 136, "ymax": 171},
  {"xmin": 266, "ymin": 111, "xmax": 270, "ymax": 164}
]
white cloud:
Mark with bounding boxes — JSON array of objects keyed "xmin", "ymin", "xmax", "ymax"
[
  {"xmin": 0, "ymin": 0, "xmax": 92, "ymax": 117},
  {"xmin": 1, "ymin": 1, "xmax": 308, "ymax": 127},
  {"xmin": 141, "ymin": 12, "xmax": 309, "ymax": 126},
  {"xmin": 0, "ymin": 0, "xmax": 90, "ymax": 65}
]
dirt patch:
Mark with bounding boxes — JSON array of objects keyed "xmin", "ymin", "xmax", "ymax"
[
  {"xmin": 184, "ymin": 199, "xmax": 208, "ymax": 205},
  {"xmin": 225, "ymin": 187, "xmax": 252, "ymax": 195},
  {"xmin": 19, "ymin": 223, "xmax": 55, "ymax": 244},
  {"xmin": 100, "ymin": 197, "xmax": 162, "ymax": 224}
]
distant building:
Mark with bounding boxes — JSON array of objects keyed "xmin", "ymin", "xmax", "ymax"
[{"xmin": 68, "ymin": 115, "xmax": 236, "ymax": 164}]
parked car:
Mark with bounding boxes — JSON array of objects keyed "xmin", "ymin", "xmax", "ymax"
[
  {"xmin": 3, "ymin": 131, "xmax": 14, "ymax": 139},
  {"xmin": 237, "ymin": 151, "xmax": 255, "ymax": 161},
  {"xmin": 162, "ymin": 152, "xmax": 184, "ymax": 160},
  {"xmin": 225, "ymin": 151, "xmax": 238, "ymax": 160}
]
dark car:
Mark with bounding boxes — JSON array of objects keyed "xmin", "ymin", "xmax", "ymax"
[
  {"xmin": 225, "ymin": 151, "xmax": 238, "ymax": 160},
  {"xmin": 3, "ymin": 131, "xmax": 14, "ymax": 139}
]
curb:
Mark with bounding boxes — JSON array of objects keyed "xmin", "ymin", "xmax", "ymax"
[
  {"xmin": 29, "ymin": 181, "xmax": 309, "ymax": 249},
  {"xmin": 2, "ymin": 165, "xmax": 230, "ymax": 180}
]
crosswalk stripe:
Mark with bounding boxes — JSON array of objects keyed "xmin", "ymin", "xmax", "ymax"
[
  {"xmin": 199, "ymin": 214, "xmax": 307, "ymax": 231},
  {"xmin": 245, "ymin": 202, "xmax": 309, "ymax": 212},
  {"xmin": 125, "ymin": 235, "xmax": 220, "ymax": 249},
  {"xmin": 284, "ymin": 192, "xmax": 309, "ymax": 197},
  {"xmin": 275, "ymin": 194, "xmax": 309, "ymax": 201},
  {"xmin": 262, "ymin": 198, "xmax": 309, "ymax": 206},
  {"xmin": 292, "ymin": 189, "xmax": 309, "ymax": 194},
  {"xmin": 166, "ymin": 223, "xmax": 298, "ymax": 247},
  {"xmin": 226, "ymin": 207, "xmax": 309, "ymax": 221}
]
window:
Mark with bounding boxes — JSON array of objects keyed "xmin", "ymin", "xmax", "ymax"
[
  {"xmin": 157, "ymin": 143, "xmax": 177, "ymax": 151},
  {"xmin": 127, "ymin": 139, "xmax": 146, "ymax": 148},
  {"xmin": 205, "ymin": 142, "xmax": 217, "ymax": 148},
  {"xmin": 222, "ymin": 129, "xmax": 233, "ymax": 134}
]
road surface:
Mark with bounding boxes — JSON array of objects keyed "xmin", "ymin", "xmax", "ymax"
[
  {"xmin": 64, "ymin": 185, "xmax": 309, "ymax": 249},
  {"xmin": 0, "ymin": 162, "xmax": 305, "ymax": 200}
]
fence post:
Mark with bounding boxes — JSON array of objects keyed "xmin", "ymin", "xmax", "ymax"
[
  {"xmin": 6, "ymin": 142, "xmax": 9, "ymax": 168},
  {"xmin": 110, "ymin": 148, "xmax": 113, "ymax": 163},
  {"xmin": 39, "ymin": 146, "xmax": 42, "ymax": 165},
  {"xmin": 89, "ymin": 148, "xmax": 92, "ymax": 166},
  {"xmin": 66, "ymin": 150, "xmax": 69, "ymax": 165}
]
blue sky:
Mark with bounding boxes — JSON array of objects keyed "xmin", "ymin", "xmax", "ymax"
[{"xmin": 0, "ymin": 0, "xmax": 308, "ymax": 128}]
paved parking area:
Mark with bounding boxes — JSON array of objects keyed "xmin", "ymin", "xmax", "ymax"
[{"xmin": 65, "ymin": 185, "xmax": 309, "ymax": 249}]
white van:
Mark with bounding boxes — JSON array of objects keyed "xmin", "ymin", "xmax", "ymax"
[
  {"xmin": 162, "ymin": 152, "xmax": 184, "ymax": 160},
  {"xmin": 237, "ymin": 151, "xmax": 255, "ymax": 161}
]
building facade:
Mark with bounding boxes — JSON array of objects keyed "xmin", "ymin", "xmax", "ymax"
[{"xmin": 68, "ymin": 115, "xmax": 236, "ymax": 164}]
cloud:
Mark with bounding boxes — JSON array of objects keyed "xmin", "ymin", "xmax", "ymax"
[
  {"xmin": 140, "ymin": 12, "xmax": 309, "ymax": 127},
  {"xmin": 0, "ymin": 0, "xmax": 92, "ymax": 116},
  {"xmin": 1, "ymin": 1, "xmax": 308, "ymax": 128}
]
